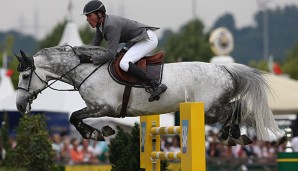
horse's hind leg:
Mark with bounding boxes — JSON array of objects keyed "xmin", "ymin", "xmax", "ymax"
[
  {"xmin": 69, "ymin": 106, "xmax": 116, "ymax": 141},
  {"xmin": 217, "ymin": 100, "xmax": 253, "ymax": 146}
]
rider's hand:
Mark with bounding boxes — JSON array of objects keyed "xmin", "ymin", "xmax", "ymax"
[
  {"xmin": 90, "ymin": 55, "xmax": 102, "ymax": 64},
  {"xmin": 91, "ymin": 53, "xmax": 114, "ymax": 65},
  {"xmin": 78, "ymin": 53, "xmax": 92, "ymax": 63}
]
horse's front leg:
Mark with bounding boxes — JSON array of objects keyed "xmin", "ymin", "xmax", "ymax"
[{"xmin": 69, "ymin": 105, "xmax": 117, "ymax": 141}]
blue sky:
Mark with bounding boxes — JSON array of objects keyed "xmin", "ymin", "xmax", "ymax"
[{"xmin": 1, "ymin": 0, "xmax": 297, "ymax": 39}]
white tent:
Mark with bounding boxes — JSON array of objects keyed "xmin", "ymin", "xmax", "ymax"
[
  {"xmin": 58, "ymin": 21, "xmax": 83, "ymax": 46},
  {"xmin": 267, "ymin": 74, "xmax": 298, "ymax": 114},
  {"xmin": 0, "ymin": 68, "xmax": 15, "ymax": 102}
]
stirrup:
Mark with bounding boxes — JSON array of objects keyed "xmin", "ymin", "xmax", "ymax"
[
  {"xmin": 148, "ymin": 84, "xmax": 167, "ymax": 102},
  {"xmin": 141, "ymin": 82, "xmax": 153, "ymax": 94}
]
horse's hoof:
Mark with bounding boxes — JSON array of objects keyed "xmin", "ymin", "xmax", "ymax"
[
  {"xmin": 218, "ymin": 126, "xmax": 231, "ymax": 140},
  {"xmin": 221, "ymin": 137, "xmax": 236, "ymax": 146},
  {"xmin": 217, "ymin": 129, "xmax": 229, "ymax": 141},
  {"xmin": 233, "ymin": 135, "xmax": 253, "ymax": 145},
  {"xmin": 101, "ymin": 125, "xmax": 116, "ymax": 137},
  {"xmin": 91, "ymin": 129, "xmax": 105, "ymax": 141},
  {"xmin": 240, "ymin": 135, "xmax": 253, "ymax": 145},
  {"xmin": 231, "ymin": 124, "xmax": 241, "ymax": 139},
  {"xmin": 148, "ymin": 95, "xmax": 160, "ymax": 102}
]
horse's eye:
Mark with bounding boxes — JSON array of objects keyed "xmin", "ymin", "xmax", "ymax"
[{"xmin": 22, "ymin": 74, "xmax": 30, "ymax": 79}]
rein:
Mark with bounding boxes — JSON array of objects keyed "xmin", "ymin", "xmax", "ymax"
[{"xmin": 17, "ymin": 45, "xmax": 104, "ymax": 101}]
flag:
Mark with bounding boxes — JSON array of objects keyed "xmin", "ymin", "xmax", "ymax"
[
  {"xmin": 273, "ymin": 62, "xmax": 282, "ymax": 75},
  {"xmin": 5, "ymin": 69, "xmax": 14, "ymax": 77},
  {"xmin": 267, "ymin": 55, "xmax": 282, "ymax": 75}
]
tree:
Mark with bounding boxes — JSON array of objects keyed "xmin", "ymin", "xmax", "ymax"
[
  {"xmin": 109, "ymin": 123, "xmax": 168, "ymax": 171},
  {"xmin": 109, "ymin": 124, "xmax": 140, "ymax": 171},
  {"xmin": 211, "ymin": 13, "xmax": 236, "ymax": 33},
  {"xmin": 248, "ymin": 60, "xmax": 269, "ymax": 72},
  {"xmin": 4, "ymin": 114, "xmax": 56, "ymax": 171},
  {"xmin": 0, "ymin": 35, "xmax": 21, "ymax": 88},
  {"xmin": 79, "ymin": 25, "xmax": 95, "ymax": 45},
  {"xmin": 38, "ymin": 20, "xmax": 67, "ymax": 49},
  {"xmin": 211, "ymin": 5, "xmax": 298, "ymax": 64},
  {"xmin": 0, "ymin": 112, "xmax": 11, "ymax": 153},
  {"xmin": 160, "ymin": 19, "xmax": 212, "ymax": 63},
  {"xmin": 281, "ymin": 42, "xmax": 298, "ymax": 79}
]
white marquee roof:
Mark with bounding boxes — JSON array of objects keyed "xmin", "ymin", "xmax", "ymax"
[
  {"xmin": 267, "ymin": 74, "xmax": 298, "ymax": 114},
  {"xmin": 58, "ymin": 21, "xmax": 83, "ymax": 46},
  {"xmin": 0, "ymin": 68, "xmax": 15, "ymax": 102}
]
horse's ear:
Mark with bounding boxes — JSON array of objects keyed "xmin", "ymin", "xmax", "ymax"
[
  {"xmin": 20, "ymin": 50, "xmax": 27, "ymax": 59},
  {"xmin": 14, "ymin": 53, "xmax": 23, "ymax": 63}
]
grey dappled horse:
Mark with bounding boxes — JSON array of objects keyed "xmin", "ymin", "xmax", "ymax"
[{"xmin": 15, "ymin": 45, "xmax": 284, "ymax": 146}]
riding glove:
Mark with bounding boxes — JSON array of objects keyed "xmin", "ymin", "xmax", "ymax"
[
  {"xmin": 78, "ymin": 53, "xmax": 92, "ymax": 63},
  {"xmin": 91, "ymin": 50, "xmax": 114, "ymax": 65}
]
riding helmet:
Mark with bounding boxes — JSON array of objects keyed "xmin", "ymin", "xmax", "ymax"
[{"xmin": 82, "ymin": 0, "xmax": 106, "ymax": 15}]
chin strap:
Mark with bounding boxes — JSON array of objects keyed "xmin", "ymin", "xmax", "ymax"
[{"xmin": 96, "ymin": 13, "xmax": 105, "ymax": 28}]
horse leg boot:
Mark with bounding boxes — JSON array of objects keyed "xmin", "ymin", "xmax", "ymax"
[
  {"xmin": 229, "ymin": 100, "xmax": 253, "ymax": 145},
  {"xmin": 216, "ymin": 100, "xmax": 252, "ymax": 146},
  {"xmin": 128, "ymin": 62, "xmax": 167, "ymax": 102},
  {"xmin": 70, "ymin": 110, "xmax": 105, "ymax": 141},
  {"xmin": 231, "ymin": 103, "xmax": 241, "ymax": 139}
]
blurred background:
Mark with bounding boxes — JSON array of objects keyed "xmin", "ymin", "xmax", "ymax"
[{"xmin": 1, "ymin": 0, "xmax": 298, "ymax": 170}]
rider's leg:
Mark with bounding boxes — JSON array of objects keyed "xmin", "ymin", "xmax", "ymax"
[
  {"xmin": 128, "ymin": 62, "xmax": 167, "ymax": 101},
  {"xmin": 120, "ymin": 30, "xmax": 167, "ymax": 102}
]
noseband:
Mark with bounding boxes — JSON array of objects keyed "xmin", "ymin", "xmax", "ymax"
[{"xmin": 16, "ymin": 66, "xmax": 48, "ymax": 103}]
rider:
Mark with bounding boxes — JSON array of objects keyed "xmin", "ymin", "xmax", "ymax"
[{"xmin": 82, "ymin": 0, "xmax": 167, "ymax": 102}]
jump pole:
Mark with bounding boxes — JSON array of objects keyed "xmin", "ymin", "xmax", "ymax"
[{"xmin": 140, "ymin": 102, "xmax": 206, "ymax": 171}]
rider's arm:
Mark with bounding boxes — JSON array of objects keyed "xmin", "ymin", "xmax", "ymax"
[
  {"xmin": 90, "ymin": 28, "xmax": 103, "ymax": 46},
  {"xmin": 91, "ymin": 25, "xmax": 120, "ymax": 65}
]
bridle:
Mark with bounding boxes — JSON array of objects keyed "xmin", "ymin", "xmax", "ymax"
[
  {"xmin": 16, "ymin": 63, "xmax": 81, "ymax": 104},
  {"xmin": 16, "ymin": 46, "xmax": 104, "ymax": 104},
  {"xmin": 17, "ymin": 66, "xmax": 45, "ymax": 103}
]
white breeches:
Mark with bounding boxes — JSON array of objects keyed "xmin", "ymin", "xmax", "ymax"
[{"xmin": 119, "ymin": 29, "xmax": 158, "ymax": 71}]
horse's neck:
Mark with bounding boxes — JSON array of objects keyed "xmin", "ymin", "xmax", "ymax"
[{"xmin": 35, "ymin": 54, "xmax": 80, "ymax": 85}]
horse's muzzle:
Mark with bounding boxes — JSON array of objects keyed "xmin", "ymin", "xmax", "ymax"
[
  {"xmin": 16, "ymin": 103, "xmax": 26, "ymax": 114},
  {"xmin": 16, "ymin": 100, "xmax": 31, "ymax": 114}
]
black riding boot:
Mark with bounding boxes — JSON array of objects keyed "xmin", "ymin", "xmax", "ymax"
[{"xmin": 128, "ymin": 62, "xmax": 167, "ymax": 102}]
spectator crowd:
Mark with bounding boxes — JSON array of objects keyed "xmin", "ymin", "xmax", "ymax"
[
  {"xmin": 1, "ymin": 128, "xmax": 297, "ymax": 166},
  {"xmin": 160, "ymin": 129, "xmax": 295, "ymax": 161},
  {"xmin": 50, "ymin": 133, "xmax": 109, "ymax": 165}
]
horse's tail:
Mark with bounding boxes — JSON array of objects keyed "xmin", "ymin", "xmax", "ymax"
[{"xmin": 223, "ymin": 63, "xmax": 284, "ymax": 141}]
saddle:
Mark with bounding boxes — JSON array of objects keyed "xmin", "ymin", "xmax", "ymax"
[
  {"xmin": 108, "ymin": 51, "xmax": 165, "ymax": 118},
  {"xmin": 108, "ymin": 51, "xmax": 165, "ymax": 87}
]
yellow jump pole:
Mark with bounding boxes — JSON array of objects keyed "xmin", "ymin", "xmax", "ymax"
[
  {"xmin": 180, "ymin": 102, "xmax": 206, "ymax": 171},
  {"xmin": 140, "ymin": 102, "xmax": 206, "ymax": 171},
  {"xmin": 140, "ymin": 115, "xmax": 160, "ymax": 171}
]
